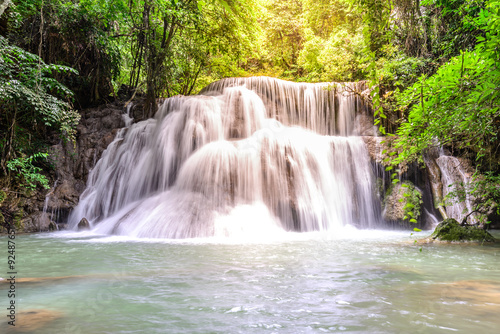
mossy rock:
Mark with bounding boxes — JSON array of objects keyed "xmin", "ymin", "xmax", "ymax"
[
  {"xmin": 383, "ymin": 181, "xmax": 423, "ymax": 226},
  {"xmin": 431, "ymin": 218, "xmax": 496, "ymax": 242},
  {"xmin": 14, "ymin": 208, "xmax": 25, "ymax": 230}
]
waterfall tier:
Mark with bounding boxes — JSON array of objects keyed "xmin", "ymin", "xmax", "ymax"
[{"xmin": 69, "ymin": 77, "xmax": 380, "ymax": 238}]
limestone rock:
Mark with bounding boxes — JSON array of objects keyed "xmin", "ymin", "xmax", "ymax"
[
  {"xmin": 354, "ymin": 114, "xmax": 377, "ymax": 136},
  {"xmin": 28, "ymin": 100, "xmax": 146, "ymax": 232},
  {"xmin": 383, "ymin": 181, "xmax": 423, "ymax": 225}
]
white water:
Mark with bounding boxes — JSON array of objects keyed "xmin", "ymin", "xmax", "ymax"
[
  {"xmin": 4, "ymin": 232, "xmax": 500, "ymax": 333},
  {"xmin": 41, "ymin": 179, "xmax": 58, "ymax": 231},
  {"xmin": 69, "ymin": 77, "xmax": 380, "ymax": 238},
  {"xmin": 436, "ymin": 155, "xmax": 477, "ymax": 224}
]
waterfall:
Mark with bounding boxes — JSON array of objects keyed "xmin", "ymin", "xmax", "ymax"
[
  {"xmin": 436, "ymin": 155, "xmax": 478, "ymax": 224},
  {"xmin": 68, "ymin": 77, "xmax": 381, "ymax": 238},
  {"xmin": 41, "ymin": 179, "xmax": 58, "ymax": 231}
]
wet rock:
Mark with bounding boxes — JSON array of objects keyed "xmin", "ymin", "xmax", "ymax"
[
  {"xmin": 361, "ymin": 136, "xmax": 398, "ymax": 166},
  {"xmin": 431, "ymin": 218, "xmax": 496, "ymax": 242},
  {"xmin": 78, "ymin": 217, "xmax": 90, "ymax": 230},
  {"xmin": 0, "ymin": 212, "xmax": 5, "ymax": 232},
  {"xmin": 422, "ymin": 148, "xmax": 448, "ymax": 219},
  {"xmin": 12, "ymin": 309, "xmax": 63, "ymax": 332},
  {"xmin": 383, "ymin": 181, "xmax": 423, "ymax": 226},
  {"xmin": 48, "ymin": 221, "xmax": 57, "ymax": 231},
  {"xmin": 354, "ymin": 114, "xmax": 377, "ymax": 136},
  {"xmin": 424, "ymin": 280, "xmax": 500, "ymax": 322},
  {"xmin": 25, "ymin": 99, "xmax": 147, "ymax": 232},
  {"xmin": 0, "ymin": 190, "xmax": 6, "ymax": 204}
]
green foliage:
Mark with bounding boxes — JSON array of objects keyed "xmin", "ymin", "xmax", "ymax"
[
  {"xmin": 355, "ymin": 0, "xmax": 392, "ymax": 55},
  {"xmin": 393, "ymin": 8, "xmax": 500, "ymax": 166},
  {"xmin": 0, "ymin": 35, "xmax": 78, "ymax": 191},
  {"xmin": 383, "ymin": 0, "xmax": 500, "ymax": 224},
  {"xmin": 422, "ymin": 0, "xmax": 485, "ymax": 59},
  {"xmin": 0, "ymin": 36, "xmax": 80, "ymax": 140},
  {"xmin": 378, "ymin": 53, "xmax": 430, "ymax": 90},
  {"xmin": 247, "ymin": 0, "xmax": 366, "ymax": 82},
  {"xmin": 400, "ymin": 182, "xmax": 423, "ymax": 223},
  {"xmin": 8, "ymin": 0, "xmax": 122, "ymax": 105},
  {"xmin": 7, "ymin": 153, "xmax": 50, "ymax": 190},
  {"xmin": 444, "ymin": 172, "xmax": 500, "ymax": 225}
]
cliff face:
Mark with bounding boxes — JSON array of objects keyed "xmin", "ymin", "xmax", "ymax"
[
  {"xmin": 45, "ymin": 102, "xmax": 128, "ymax": 229},
  {"xmin": 4, "ymin": 100, "xmax": 146, "ymax": 233}
]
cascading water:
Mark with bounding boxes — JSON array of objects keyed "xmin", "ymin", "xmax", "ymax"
[
  {"xmin": 436, "ymin": 155, "xmax": 477, "ymax": 224},
  {"xmin": 68, "ymin": 77, "xmax": 381, "ymax": 238}
]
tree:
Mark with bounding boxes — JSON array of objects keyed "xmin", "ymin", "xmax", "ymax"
[{"xmin": 0, "ymin": 36, "xmax": 79, "ymax": 188}]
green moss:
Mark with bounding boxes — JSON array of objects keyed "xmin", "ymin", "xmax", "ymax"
[
  {"xmin": 14, "ymin": 209, "xmax": 24, "ymax": 230},
  {"xmin": 0, "ymin": 190, "xmax": 6, "ymax": 204},
  {"xmin": 431, "ymin": 218, "xmax": 496, "ymax": 242},
  {"xmin": 384, "ymin": 180, "xmax": 422, "ymax": 224}
]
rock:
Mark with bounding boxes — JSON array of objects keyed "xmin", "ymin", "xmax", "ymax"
[
  {"xmin": 422, "ymin": 148, "xmax": 447, "ymax": 219},
  {"xmin": 424, "ymin": 280, "xmax": 500, "ymax": 321},
  {"xmin": 431, "ymin": 218, "xmax": 496, "ymax": 242},
  {"xmin": 0, "ymin": 190, "xmax": 6, "ymax": 204},
  {"xmin": 77, "ymin": 217, "xmax": 90, "ymax": 230},
  {"xmin": 354, "ymin": 114, "xmax": 377, "ymax": 136},
  {"xmin": 12, "ymin": 309, "xmax": 63, "ymax": 332},
  {"xmin": 48, "ymin": 221, "xmax": 57, "ymax": 231},
  {"xmin": 0, "ymin": 211, "xmax": 5, "ymax": 232},
  {"xmin": 383, "ymin": 181, "xmax": 423, "ymax": 226}
]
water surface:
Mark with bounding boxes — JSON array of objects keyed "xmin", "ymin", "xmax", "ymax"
[{"xmin": 2, "ymin": 230, "xmax": 499, "ymax": 333}]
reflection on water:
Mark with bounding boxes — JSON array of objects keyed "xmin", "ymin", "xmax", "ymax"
[{"xmin": 1, "ymin": 230, "xmax": 499, "ymax": 333}]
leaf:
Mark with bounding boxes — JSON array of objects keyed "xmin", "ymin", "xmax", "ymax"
[
  {"xmin": 218, "ymin": 0, "xmax": 232, "ymax": 13},
  {"xmin": 413, "ymin": 228, "xmax": 422, "ymax": 232},
  {"xmin": 197, "ymin": 0, "xmax": 205, "ymax": 11}
]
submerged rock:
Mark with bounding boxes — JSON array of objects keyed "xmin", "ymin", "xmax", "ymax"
[
  {"xmin": 13, "ymin": 309, "xmax": 63, "ymax": 332},
  {"xmin": 77, "ymin": 217, "xmax": 90, "ymax": 230},
  {"xmin": 431, "ymin": 218, "xmax": 496, "ymax": 242}
]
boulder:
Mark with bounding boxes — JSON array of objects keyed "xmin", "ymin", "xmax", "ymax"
[
  {"xmin": 77, "ymin": 217, "xmax": 90, "ymax": 230},
  {"xmin": 431, "ymin": 218, "xmax": 496, "ymax": 242},
  {"xmin": 383, "ymin": 181, "xmax": 423, "ymax": 226}
]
